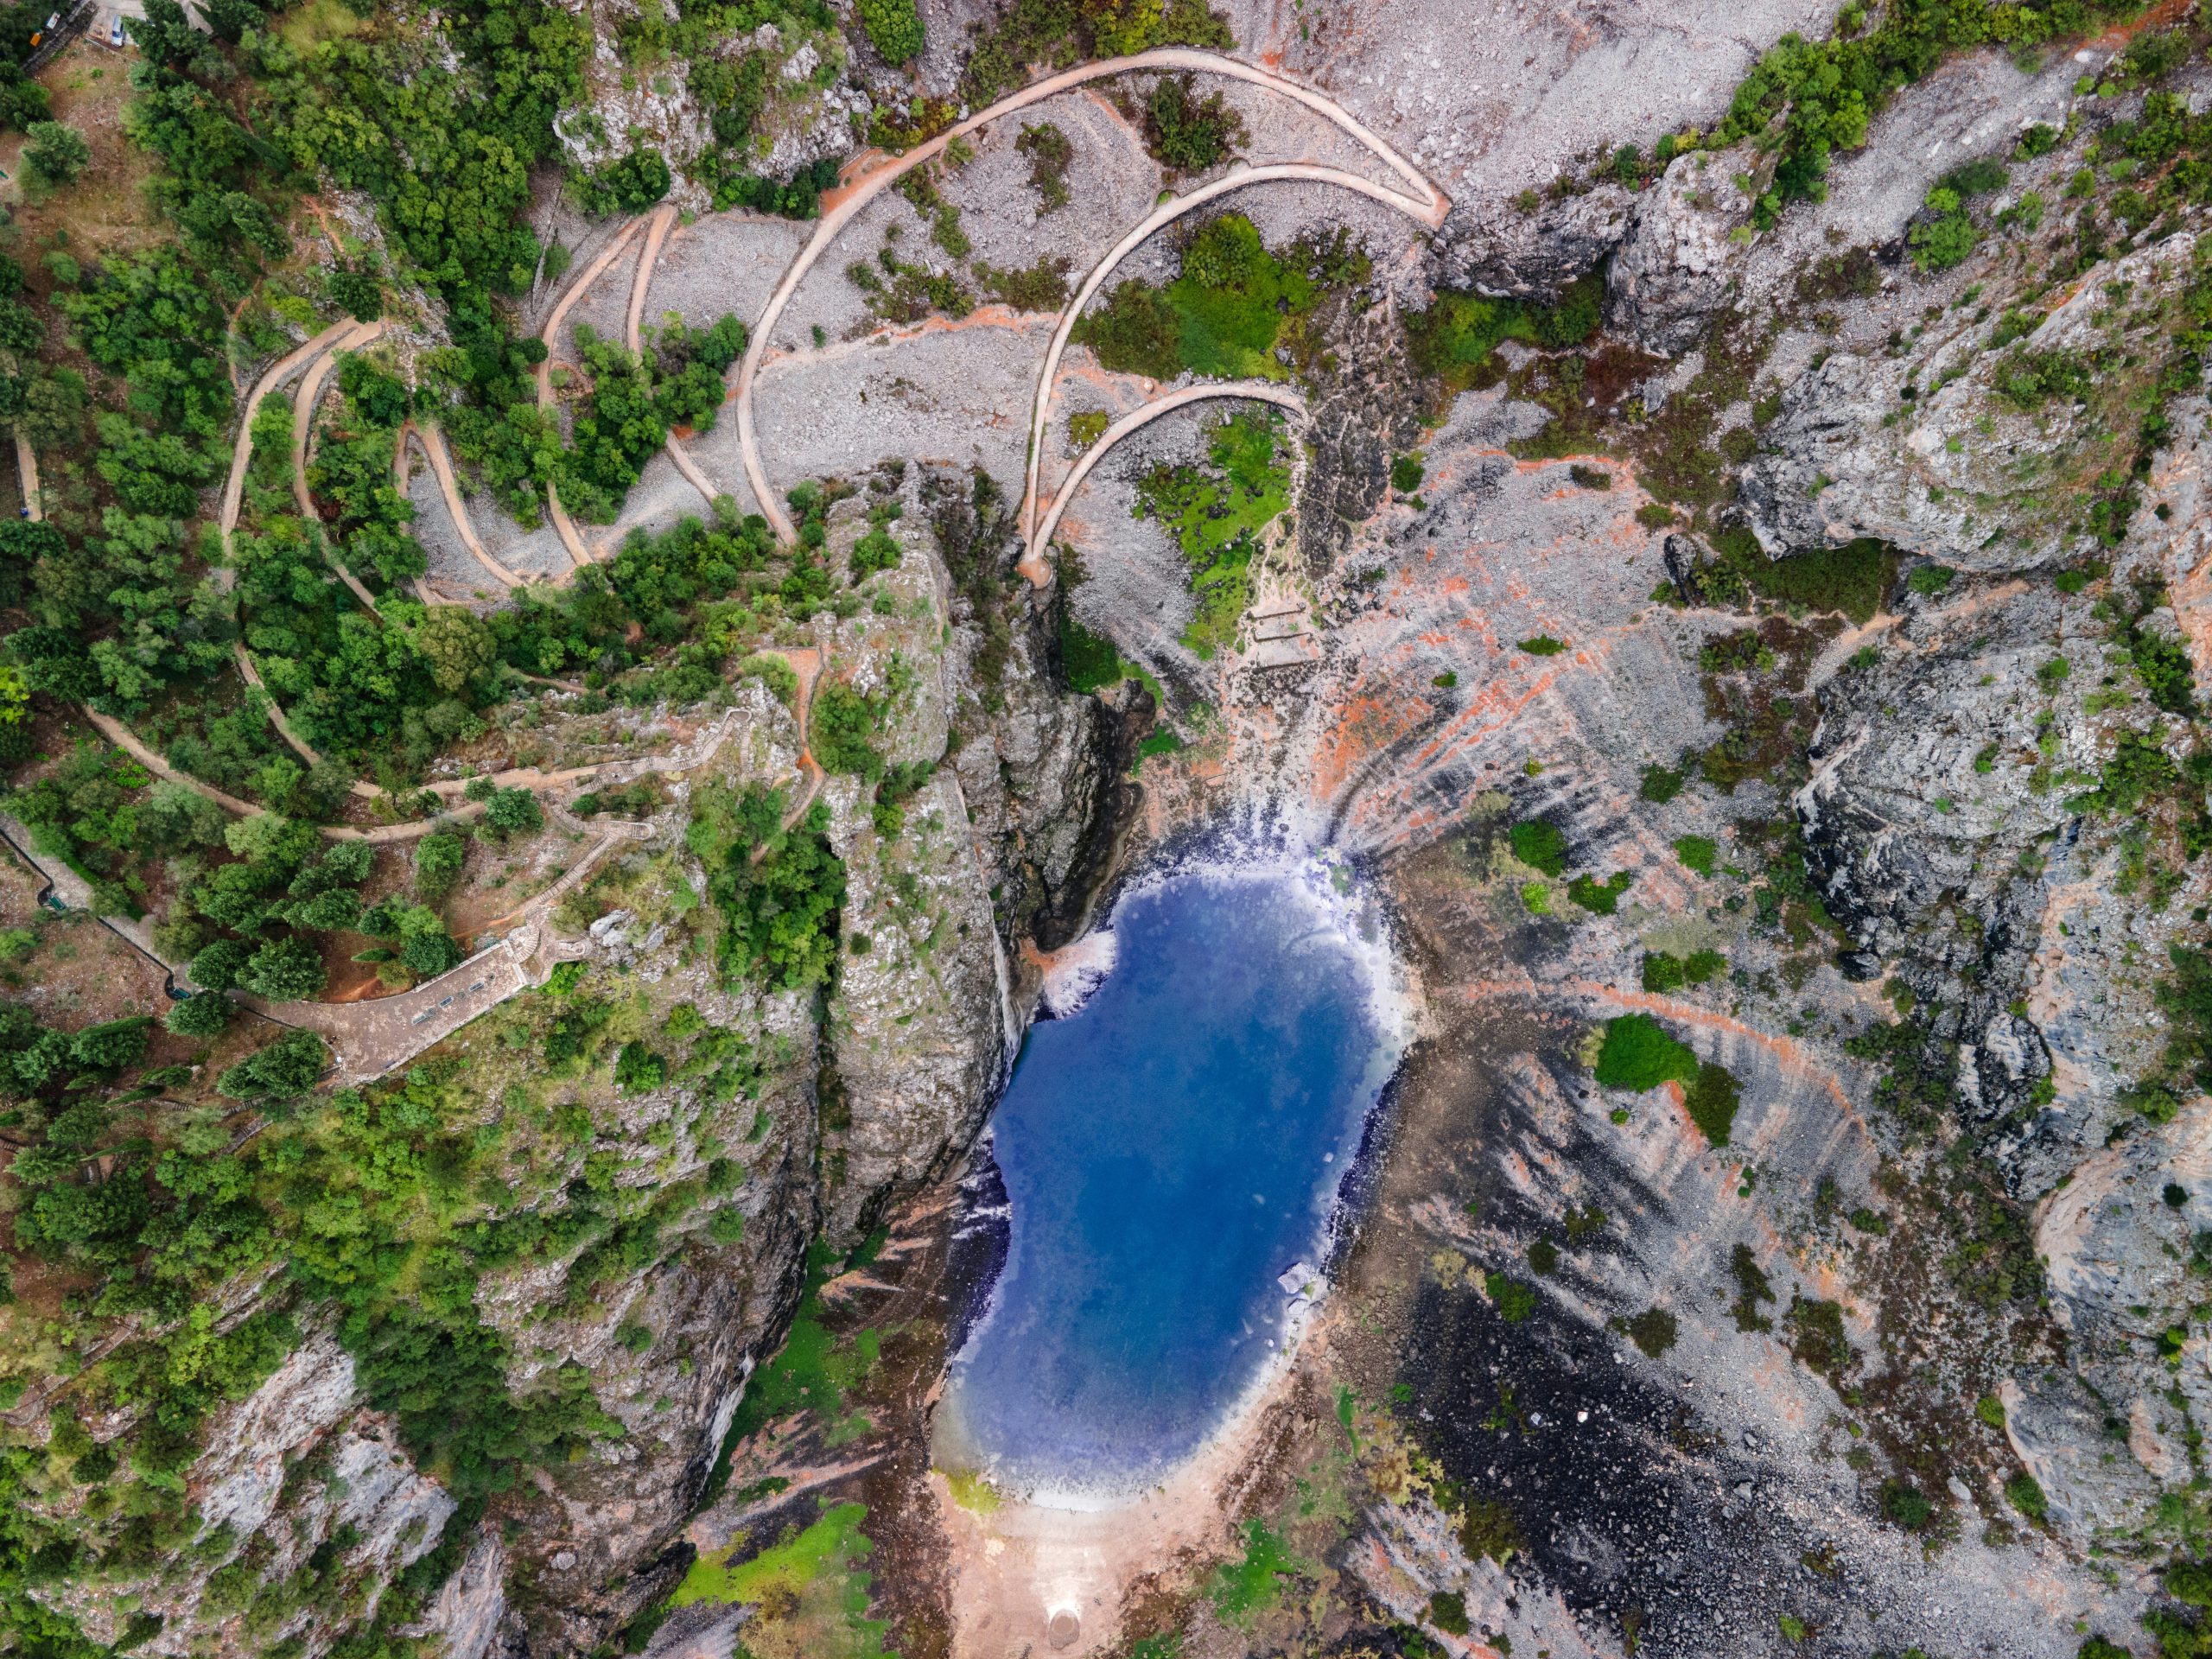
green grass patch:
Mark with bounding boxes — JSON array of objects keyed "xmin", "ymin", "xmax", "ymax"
[
  {"xmin": 1207, "ymin": 1519, "xmax": 1300, "ymax": 1623},
  {"xmin": 1519, "ymin": 880, "xmax": 1552, "ymax": 915},
  {"xmin": 1674, "ymin": 835, "xmax": 1718, "ymax": 877},
  {"xmin": 672, "ymin": 1501, "xmax": 893, "ymax": 1656},
  {"xmin": 1593, "ymin": 1014, "xmax": 1699, "ymax": 1091}
]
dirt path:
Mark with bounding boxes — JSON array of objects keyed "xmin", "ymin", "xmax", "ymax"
[
  {"xmin": 536, "ymin": 210, "xmax": 658, "ymax": 568},
  {"xmin": 416, "ymin": 422, "xmax": 528, "ymax": 589},
  {"xmin": 729, "ymin": 47, "xmax": 1446, "ymax": 542}
]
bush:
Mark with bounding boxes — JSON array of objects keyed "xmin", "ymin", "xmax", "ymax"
[
  {"xmin": 1519, "ymin": 634, "xmax": 1567, "ymax": 655},
  {"xmin": 1390, "ymin": 454, "xmax": 1424, "ymax": 492},
  {"xmin": 1073, "ymin": 279, "xmax": 1184, "ymax": 379},
  {"xmin": 240, "ymin": 937, "xmax": 327, "ymax": 1001},
  {"xmin": 1566, "ymin": 871, "xmax": 1631, "ymax": 915},
  {"xmin": 416, "ymin": 829, "xmax": 467, "ymax": 902},
  {"xmin": 1639, "ymin": 761, "xmax": 1687, "ymax": 803},
  {"xmin": 1684, "ymin": 1061, "xmax": 1742, "ymax": 1146},
  {"xmin": 216, "ymin": 1030, "xmax": 329, "ymax": 1101},
  {"xmin": 857, "ymin": 0, "xmax": 924, "ymax": 60},
  {"xmin": 189, "ymin": 938, "xmax": 251, "ymax": 993},
  {"xmin": 1484, "ymin": 1270, "xmax": 1536, "ymax": 1323},
  {"xmin": 1144, "ymin": 73, "xmax": 1244, "ymax": 174},
  {"xmin": 22, "ymin": 121, "xmax": 90, "ymax": 186},
  {"xmin": 1674, "ymin": 835, "xmax": 1717, "ymax": 877},
  {"xmin": 2005, "ymin": 1471, "xmax": 2048, "ymax": 1520},
  {"xmin": 1508, "ymin": 819, "xmax": 1567, "ymax": 877},
  {"xmin": 1880, "ymin": 1478, "xmax": 1932, "ymax": 1532},
  {"xmin": 707, "ymin": 1206, "xmax": 746, "ymax": 1244},
  {"xmin": 1593, "ymin": 1014, "xmax": 1698, "ymax": 1091},
  {"xmin": 482, "ymin": 787, "xmax": 543, "ymax": 839},
  {"xmin": 164, "ymin": 991, "xmax": 233, "ymax": 1038},
  {"xmin": 1623, "ymin": 1306, "xmax": 1678, "ymax": 1357}
]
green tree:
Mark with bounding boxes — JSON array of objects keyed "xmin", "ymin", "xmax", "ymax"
[
  {"xmin": 238, "ymin": 937, "xmax": 327, "ymax": 1001},
  {"xmin": 415, "ymin": 828, "xmax": 467, "ymax": 901},
  {"xmin": 22, "ymin": 121, "xmax": 90, "ymax": 186},
  {"xmin": 411, "ymin": 606, "xmax": 497, "ymax": 695},
  {"xmin": 216, "ymin": 1030, "xmax": 329, "ymax": 1101},
  {"xmin": 164, "ymin": 991, "xmax": 233, "ymax": 1039}
]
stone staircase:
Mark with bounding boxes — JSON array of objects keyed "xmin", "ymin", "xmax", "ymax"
[{"xmin": 1244, "ymin": 595, "xmax": 1322, "ymax": 670}]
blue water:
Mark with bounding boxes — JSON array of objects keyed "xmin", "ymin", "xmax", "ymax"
[{"xmin": 942, "ymin": 866, "xmax": 1399, "ymax": 1497}]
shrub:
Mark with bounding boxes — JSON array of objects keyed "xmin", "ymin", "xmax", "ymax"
[
  {"xmin": 850, "ymin": 525, "xmax": 901, "ymax": 580},
  {"xmin": 1594, "ymin": 1014, "xmax": 1699, "ymax": 1090},
  {"xmin": 415, "ymin": 829, "xmax": 467, "ymax": 901},
  {"xmin": 1569, "ymin": 464, "xmax": 1612, "ymax": 490},
  {"xmin": 1623, "ymin": 1306, "xmax": 1678, "ymax": 1357},
  {"xmin": 482, "ymin": 787, "xmax": 543, "ymax": 839},
  {"xmin": 240, "ymin": 937, "xmax": 327, "ymax": 1001},
  {"xmin": 1880, "ymin": 1478, "xmax": 1933, "ymax": 1531},
  {"xmin": 1016, "ymin": 122, "xmax": 1071, "ymax": 210},
  {"xmin": 1566, "ymin": 871, "xmax": 1632, "ymax": 915},
  {"xmin": 689, "ymin": 785, "xmax": 847, "ymax": 992},
  {"xmin": 1484, "ymin": 1270, "xmax": 1536, "ymax": 1323},
  {"xmin": 1674, "ymin": 835, "xmax": 1717, "ymax": 876},
  {"xmin": 2005, "ymin": 1471, "xmax": 2048, "ymax": 1520},
  {"xmin": 1508, "ymin": 819, "xmax": 1567, "ymax": 876},
  {"xmin": 1519, "ymin": 634, "xmax": 1567, "ymax": 655},
  {"xmin": 1639, "ymin": 761, "xmax": 1687, "ymax": 803},
  {"xmin": 1071, "ymin": 280, "xmax": 1182, "ymax": 378},
  {"xmin": 856, "ymin": 0, "xmax": 924, "ymax": 60},
  {"xmin": 1427, "ymin": 1592, "xmax": 1468, "ymax": 1636},
  {"xmin": 1684, "ymin": 1061, "xmax": 1741, "ymax": 1146},
  {"xmin": 1907, "ymin": 563, "xmax": 1955, "ymax": 597},
  {"xmin": 1390, "ymin": 454, "xmax": 1425, "ymax": 492},
  {"xmin": 707, "ymin": 1207, "xmax": 746, "ymax": 1244},
  {"xmin": 614, "ymin": 1041, "xmax": 665, "ymax": 1091},
  {"xmin": 1527, "ymin": 1236, "xmax": 1558, "ymax": 1275},
  {"xmin": 1144, "ymin": 73, "xmax": 1244, "ymax": 173},
  {"xmin": 811, "ymin": 680, "xmax": 885, "ymax": 780},
  {"xmin": 189, "ymin": 938, "xmax": 251, "ymax": 993}
]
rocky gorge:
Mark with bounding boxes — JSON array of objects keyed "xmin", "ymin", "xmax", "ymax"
[{"xmin": 10, "ymin": 1, "xmax": 2212, "ymax": 1657}]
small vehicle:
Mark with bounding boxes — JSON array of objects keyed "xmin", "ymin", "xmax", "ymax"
[
  {"xmin": 45, "ymin": 14, "xmax": 60, "ymax": 31},
  {"xmin": 106, "ymin": 15, "xmax": 123, "ymax": 47}
]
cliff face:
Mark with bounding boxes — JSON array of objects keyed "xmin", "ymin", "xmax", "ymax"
[{"xmin": 39, "ymin": 488, "xmax": 1106, "ymax": 1659}]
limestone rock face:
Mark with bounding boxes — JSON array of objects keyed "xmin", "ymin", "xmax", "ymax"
[
  {"xmin": 2018, "ymin": 1099, "xmax": 2212, "ymax": 1541},
  {"xmin": 1427, "ymin": 183, "xmax": 1634, "ymax": 302},
  {"xmin": 1742, "ymin": 233, "xmax": 2202, "ymax": 569},
  {"xmin": 1603, "ymin": 150, "xmax": 1755, "ymax": 355},
  {"xmin": 1299, "ymin": 289, "xmax": 1428, "ymax": 573}
]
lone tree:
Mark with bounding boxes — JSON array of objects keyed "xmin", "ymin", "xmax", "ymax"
[{"xmin": 22, "ymin": 121, "xmax": 89, "ymax": 186}]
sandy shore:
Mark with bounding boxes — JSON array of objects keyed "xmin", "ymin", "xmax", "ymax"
[{"xmin": 929, "ymin": 1306, "xmax": 1333, "ymax": 1657}]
